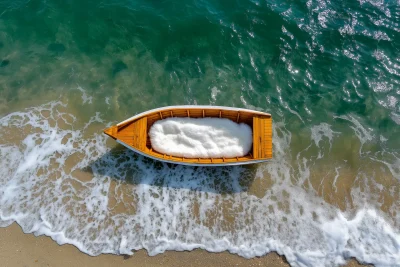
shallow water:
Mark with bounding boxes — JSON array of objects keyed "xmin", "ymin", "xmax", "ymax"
[{"xmin": 0, "ymin": 0, "xmax": 399, "ymax": 266}]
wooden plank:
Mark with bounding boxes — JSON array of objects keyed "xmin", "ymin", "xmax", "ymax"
[
  {"xmin": 265, "ymin": 117, "xmax": 273, "ymax": 158},
  {"xmin": 252, "ymin": 116, "xmax": 272, "ymax": 159},
  {"xmin": 139, "ymin": 117, "xmax": 148, "ymax": 151},
  {"xmin": 253, "ymin": 117, "xmax": 259, "ymax": 159},
  {"xmin": 145, "ymin": 147, "xmax": 255, "ymax": 164},
  {"xmin": 124, "ymin": 117, "xmax": 147, "ymax": 151},
  {"xmin": 258, "ymin": 117, "xmax": 263, "ymax": 157}
]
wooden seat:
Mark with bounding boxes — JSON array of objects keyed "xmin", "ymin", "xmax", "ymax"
[{"xmin": 252, "ymin": 116, "xmax": 272, "ymax": 159}]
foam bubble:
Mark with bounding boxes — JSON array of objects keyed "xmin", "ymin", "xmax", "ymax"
[
  {"xmin": 311, "ymin": 123, "xmax": 340, "ymax": 158},
  {"xmin": 321, "ymin": 209, "xmax": 400, "ymax": 266},
  {"xmin": 77, "ymin": 86, "xmax": 93, "ymax": 104},
  {"xmin": 391, "ymin": 112, "xmax": 400, "ymax": 125},
  {"xmin": 210, "ymin": 86, "xmax": 220, "ymax": 102},
  {"xmin": 334, "ymin": 115, "xmax": 374, "ymax": 154}
]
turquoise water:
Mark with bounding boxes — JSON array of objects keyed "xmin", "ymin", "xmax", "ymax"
[{"xmin": 0, "ymin": 0, "xmax": 399, "ymax": 266}]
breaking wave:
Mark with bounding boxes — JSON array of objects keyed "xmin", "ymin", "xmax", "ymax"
[{"xmin": 0, "ymin": 99, "xmax": 399, "ymax": 267}]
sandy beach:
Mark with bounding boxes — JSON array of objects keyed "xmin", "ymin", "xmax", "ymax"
[{"xmin": 0, "ymin": 223, "xmax": 370, "ymax": 267}]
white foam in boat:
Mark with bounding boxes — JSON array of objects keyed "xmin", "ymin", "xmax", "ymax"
[{"xmin": 149, "ymin": 117, "xmax": 253, "ymax": 158}]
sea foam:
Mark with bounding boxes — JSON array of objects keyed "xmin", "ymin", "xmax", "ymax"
[{"xmin": 0, "ymin": 100, "xmax": 399, "ymax": 267}]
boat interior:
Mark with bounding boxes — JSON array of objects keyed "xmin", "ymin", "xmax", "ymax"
[{"xmin": 104, "ymin": 107, "xmax": 272, "ymax": 164}]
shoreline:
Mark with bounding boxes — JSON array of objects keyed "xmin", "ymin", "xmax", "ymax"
[{"xmin": 0, "ymin": 223, "xmax": 370, "ymax": 267}]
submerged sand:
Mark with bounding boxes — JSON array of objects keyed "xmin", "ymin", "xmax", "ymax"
[
  {"xmin": 0, "ymin": 223, "xmax": 370, "ymax": 267},
  {"xmin": 0, "ymin": 97, "xmax": 396, "ymax": 266}
]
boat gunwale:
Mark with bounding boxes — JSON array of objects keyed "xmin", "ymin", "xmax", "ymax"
[{"xmin": 117, "ymin": 105, "xmax": 271, "ymax": 127}]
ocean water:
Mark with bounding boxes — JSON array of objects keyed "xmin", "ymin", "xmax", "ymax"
[{"xmin": 0, "ymin": 0, "xmax": 399, "ymax": 266}]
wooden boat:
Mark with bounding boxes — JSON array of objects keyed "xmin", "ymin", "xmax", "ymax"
[{"xmin": 104, "ymin": 106, "xmax": 272, "ymax": 166}]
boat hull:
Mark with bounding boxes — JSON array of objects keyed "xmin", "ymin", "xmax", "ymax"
[{"xmin": 104, "ymin": 105, "xmax": 272, "ymax": 166}]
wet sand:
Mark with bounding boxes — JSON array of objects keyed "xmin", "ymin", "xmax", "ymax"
[{"xmin": 0, "ymin": 223, "xmax": 370, "ymax": 267}]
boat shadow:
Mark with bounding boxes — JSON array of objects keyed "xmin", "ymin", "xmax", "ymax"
[{"xmin": 83, "ymin": 144, "xmax": 259, "ymax": 194}]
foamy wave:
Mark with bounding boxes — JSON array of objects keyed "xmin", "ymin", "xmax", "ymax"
[
  {"xmin": 0, "ymin": 101, "xmax": 399, "ymax": 267},
  {"xmin": 310, "ymin": 123, "xmax": 340, "ymax": 158}
]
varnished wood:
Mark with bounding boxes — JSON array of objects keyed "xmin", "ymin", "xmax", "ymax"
[
  {"xmin": 103, "ymin": 126, "xmax": 117, "ymax": 139},
  {"xmin": 252, "ymin": 116, "xmax": 272, "ymax": 159},
  {"xmin": 104, "ymin": 106, "xmax": 272, "ymax": 165}
]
